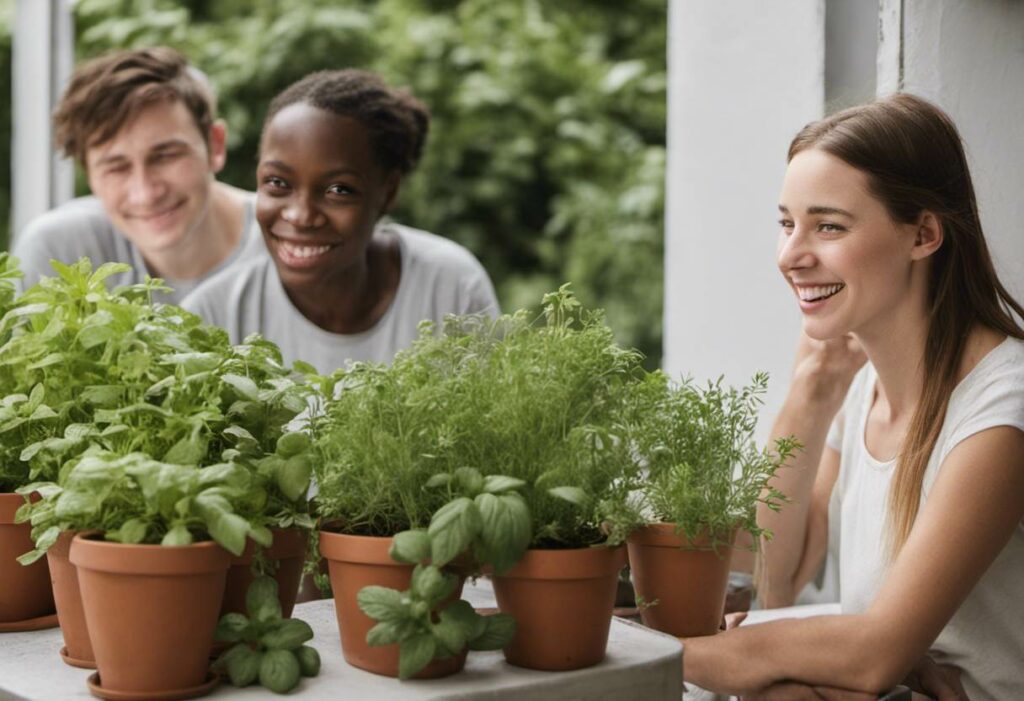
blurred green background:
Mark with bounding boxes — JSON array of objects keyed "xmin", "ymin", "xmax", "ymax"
[{"xmin": 0, "ymin": 0, "xmax": 666, "ymax": 365}]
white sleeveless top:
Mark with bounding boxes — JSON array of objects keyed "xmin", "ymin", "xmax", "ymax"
[{"xmin": 826, "ymin": 337, "xmax": 1024, "ymax": 701}]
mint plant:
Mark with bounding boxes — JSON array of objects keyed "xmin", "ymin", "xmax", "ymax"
[{"xmin": 214, "ymin": 575, "xmax": 320, "ymax": 693}]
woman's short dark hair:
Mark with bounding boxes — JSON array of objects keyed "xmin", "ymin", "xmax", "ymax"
[{"xmin": 263, "ymin": 69, "xmax": 430, "ymax": 176}]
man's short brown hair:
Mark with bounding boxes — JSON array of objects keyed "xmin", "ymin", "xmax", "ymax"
[{"xmin": 54, "ymin": 46, "xmax": 216, "ymax": 166}]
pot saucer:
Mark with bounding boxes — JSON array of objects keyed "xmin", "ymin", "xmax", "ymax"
[
  {"xmin": 86, "ymin": 672, "xmax": 219, "ymax": 701},
  {"xmin": 60, "ymin": 645, "xmax": 97, "ymax": 669},
  {"xmin": 0, "ymin": 611, "xmax": 59, "ymax": 632}
]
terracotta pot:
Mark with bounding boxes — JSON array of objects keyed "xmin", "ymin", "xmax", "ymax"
[
  {"xmin": 626, "ymin": 523, "xmax": 733, "ymax": 637},
  {"xmin": 70, "ymin": 533, "xmax": 230, "ymax": 696},
  {"xmin": 318, "ymin": 530, "xmax": 467, "ymax": 679},
  {"xmin": 221, "ymin": 528, "xmax": 306, "ymax": 618},
  {"xmin": 0, "ymin": 492, "xmax": 55, "ymax": 623},
  {"xmin": 492, "ymin": 545, "xmax": 627, "ymax": 671},
  {"xmin": 47, "ymin": 530, "xmax": 95, "ymax": 668}
]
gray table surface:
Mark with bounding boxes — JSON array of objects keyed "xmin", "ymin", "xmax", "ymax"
[{"xmin": 1, "ymin": 579, "xmax": 683, "ymax": 701}]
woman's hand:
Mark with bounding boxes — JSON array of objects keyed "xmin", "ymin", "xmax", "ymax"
[
  {"xmin": 790, "ymin": 332, "xmax": 867, "ymax": 412},
  {"xmin": 740, "ymin": 682, "xmax": 877, "ymax": 700},
  {"xmin": 902, "ymin": 655, "xmax": 969, "ymax": 701}
]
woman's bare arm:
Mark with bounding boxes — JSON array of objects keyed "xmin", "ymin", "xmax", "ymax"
[
  {"xmin": 758, "ymin": 333, "xmax": 865, "ymax": 607},
  {"xmin": 686, "ymin": 425, "xmax": 1024, "ymax": 694}
]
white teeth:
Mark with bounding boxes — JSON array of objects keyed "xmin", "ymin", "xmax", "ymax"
[
  {"xmin": 278, "ymin": 241, "xmax": 333, "ymax": 259},
  {"xmin": 797, "ymin": 283, "xmax": 845, "ymax": 301}
]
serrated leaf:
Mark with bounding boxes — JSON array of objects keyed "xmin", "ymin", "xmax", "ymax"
[
  {"xmin": 357, "ymin": 585, "xmax": 406, "ymax": 622},
  {"xmin": 366, "ymin": 618, "xmax": 418, "ymax": 647},
  {"xmin": 431, "ymin": 613, "xmax": 468, "ymax": 657},
  {"xmin": 410, "ymin": 565, "xmax": 455, "ymax": 604},
  {"xmin": 427, "ymin": 497, "xmax": 480, "ymax": 568}
]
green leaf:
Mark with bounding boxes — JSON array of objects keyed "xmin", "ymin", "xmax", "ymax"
[
  {"xmin": 276, "ymin": 455, "xmax": 311, "ymax": 502},
  {"xmin": 223, "ymin": 644, "xmax": 262, "ymax": 687},
  {"xmin": 215, "ymin": 613, "xmax": 253, "ymax": 643},
  {"xmin": 356, "ymin": 585, "xmax": 405, "ymax": 622},
  {"xmin": 453, "ymin": 467, "xmax": 484, "ymax": 495},
  {"xmin": 222, "ymin": 373, "xmax": 261, "ymax": 401},
  {"xmin": 366, "ymin": 618, "xmax": 418, "ymax": 646},
  {"xmin": 162, "ymin": 524, "xmax": 193, "ymax": 546},
  {"xmin": 440, "ymin": 599, "xmax": 486, "ymax": 641},
  {"xmin": 410, "ymin": 565, "xmax": 455, "ymax": 605},
  {"xmin": 427, "ymin": 497, "xmax": 480, "ymax": 568},
  {"xmin": 548, "ymin": 485, "xmax": 588, "ymax": 506},
  {"xmin": 295, "ymin": 645, "xmax": 321, "ymax": 677},
  {"xmin": 261, "ymin": 618, "xmax": 314, "ymax": 651},
  {"xmin": 482, "ymin": 475, "xmax": 527, "ymax": 494},
  {"xmin": 250, "ymin": 525, "xmax": 273, "ymax": 548},
  {"xmin": 210, "ymin": 513, "xmax": 250, "ymax": 557},
  {"xmin": 247, "ymin": 576, "xmax": 281, "ymax": 621},
  {"xmin": 467, "ymin": 613, "xmax": 517, "ymax": 651},
  {"xmin": 475, "ymin": 492, "xmax": 531, "ymax": 574},
  {"xmin": 398, "ymin": 633, "xmax": 437, "ymax": 679},
  {"xmin": 259, "ymin": 649, "xmax": 301, "ymax": 693},
  {"xmin": 431, "ymin": 613, "xmax": 468, "ymax": 656},
  {"xmin": 389, "ymin": 530, "xmax": 432, "ymax": 565},
  {"xmin": 424, "ymin": 473, "xmax": 451, "ymax": 489},
  {"xmin": 164, "ymin": 434, "xmax": 206, "ymax": 466},
  {"xmin": 275, "ymin": 431, "xmax": 311, "ymax": 458},
  {"xmin": 114, "ymin": 518, "xmax": 148, "ymax": 544}
]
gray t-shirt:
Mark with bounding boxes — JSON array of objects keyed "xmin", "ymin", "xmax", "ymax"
[
  {"xmin": 181, "ymin": 223, "xmax": 499, "ymax": 373},
  {"xmin": 12, "ymin": 195, "xmax": 265, "ymax": 305}
]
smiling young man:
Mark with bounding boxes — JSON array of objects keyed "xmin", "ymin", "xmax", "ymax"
[{"xmin": 13, "ymin": 47, "xmax": 264, "ymax": 303}]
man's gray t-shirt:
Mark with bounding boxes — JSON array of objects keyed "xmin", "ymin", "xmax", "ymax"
[
  {"xmin": 12, "ymin": 195, "xmax": 265, "ymax": 304},
  {"xmin": 181, "ymin": 223, "xmax": 499, "ymax": 373}
]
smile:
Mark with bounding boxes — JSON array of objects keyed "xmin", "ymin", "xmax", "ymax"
[
  {"xmin": 796, "ymin": 283, "xmax": 845, "ymax": 302},
  {"xmin": 131, "ymin": 201, "xmax": 184, "ymax": 222},
  {"xmin": 271, "ymin": 233, "xmax": 339, "ymax": 266}
]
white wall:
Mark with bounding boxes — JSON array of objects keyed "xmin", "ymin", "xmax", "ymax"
[
  {"xmin": 663, "ymin": 0, "xmax": 825, "ymax": 442},
  {"xmin": 892, "ymin": 0, "xmax": 1024, "ymax": 305}
]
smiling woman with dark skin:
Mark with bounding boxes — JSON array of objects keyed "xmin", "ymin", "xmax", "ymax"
[{"xmin": 182, "ymin": 70, "xmax": 498, "ymax": 372}]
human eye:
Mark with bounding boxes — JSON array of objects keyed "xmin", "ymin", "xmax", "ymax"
[
  {"xmin": 326, "ymin": 183, "xmax": 356, "ymax": 197},
  {"xmin": 778, "ymin": 218, "xmax": 794, "ymax": 233},
  {"xmin": 817, "ymin": 222, "xmax": 846, "ymax": 234},
  {"xmin": 261, "ymin": 176, "xmax": 289, "ymax": 193}
]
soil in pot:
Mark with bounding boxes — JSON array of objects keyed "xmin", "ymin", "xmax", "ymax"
[
  {"xmin": 626, "ymin": 524, "xmax": 733, "ymax": 637},
  {"xmin": 492, "ymin": 544, "xmax": 627, "ymax": 671},
  {"xmin": 318, "ymin": 530, "xmax": 467, "ymax": 679},
  {"xmin": 70, "ymin": 533, "xmax": 231, "ymax": 697},
  {"xmin": 0, "ymin": 492, "xmax": 55, "ymax": 625},
  {"xmin": 220, "ymin": 528, "xmax": 306, "ymax": 618},
  {"xmin": 48, "ymin": 530, "xmax": 95, "ymax": 667}
]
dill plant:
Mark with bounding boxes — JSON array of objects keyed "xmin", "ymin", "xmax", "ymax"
[{"xmin": 629, "ymin": 372, "xmax": 798, "ymax": 545}]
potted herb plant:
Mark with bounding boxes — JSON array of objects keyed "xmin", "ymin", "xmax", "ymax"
[
  {"xmin": 624, "ymin": 372, "xmax": 797, "ymax": 637},
  {"xmin": 0, "ymin": 253, "xmax": 59, "ymax": 631},
  {"xmin": 9, "ymin": 260, "xmax": 315, "ymax": 668},
  {"xmin": 434, "ymin": 287, "xmax": 643, "ymax": 671}
]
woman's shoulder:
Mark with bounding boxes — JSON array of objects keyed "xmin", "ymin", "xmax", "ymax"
[{"xmin": 385, "ymin": 222, "xmax": 487, "ymax": 274}]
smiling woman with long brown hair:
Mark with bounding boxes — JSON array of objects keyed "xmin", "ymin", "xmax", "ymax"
[
  {"xmin": 684, "ymin": 94, "xmax": 1024, "ymax": 700},
  {"xmin": 182, "ymin": 69, "xmax": 498, "ymax": 373}
]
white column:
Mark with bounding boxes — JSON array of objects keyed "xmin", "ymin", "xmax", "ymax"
[
  {"xmin": 882, "ymin": 0, "xmax": 1024, "ymax": 304},
  {"xmin": 663, "ymin": 0, "xmax": 826, "ymax": 441},
  {"xmin": 11, "ymin": 0, "xmax": 74, "ymax": 243}
]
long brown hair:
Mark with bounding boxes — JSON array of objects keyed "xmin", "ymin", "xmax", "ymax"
[{"xmin": 789, "ymin": 93, "xmax": 1024, "ymax": 555}]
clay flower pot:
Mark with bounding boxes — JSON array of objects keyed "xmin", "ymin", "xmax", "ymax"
[
  {"xmin": 626, "ymin": 523, "xmax": 733, "ymax": 637},
  {"xmin": 221, "ymin": 527, "xmax": 306, "ymax": 618},
  {"xmin": 0, "ymin": 492, "xmax": 55, "ymax": 625},
  {"xmin": 492, "ymin": 544, "xmax": 627, "ymax": 671},
  {"xmin": 70, "ymin": 533, "xmax": 231, "ymax": 698},
  {"xmin": 47, "ymin": 530, "xmax": 95, "ymax": 668},
  {"xmin": 318, "ymin": 530, "xmax": 467, "ymax": 679}
]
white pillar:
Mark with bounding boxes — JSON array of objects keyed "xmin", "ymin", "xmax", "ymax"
[
  {"xmin": 880, "ymin": 0, "xmax": 1024, "ymax": 304},
  {"xmin": 11, "ymin": 0, "xmax": 74, "ymax": 243},
  {"xmin": 663, "ymin": 0, "xmax": 826, "ymax": 440}
]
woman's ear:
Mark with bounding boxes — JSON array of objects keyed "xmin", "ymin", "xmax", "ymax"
[
  {"xmin": 910, "ymin": 211, "xmax": 943, "ymax": 261},
  {"xmin": 207, "ymin": 119, "xmax": 229, "ymax": 174}
]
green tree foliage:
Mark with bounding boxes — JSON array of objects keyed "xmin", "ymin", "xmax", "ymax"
[{"xmin": 28, "ymin": 0, "xmax": 666, "ymax": 364}]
